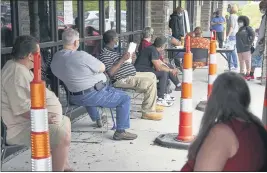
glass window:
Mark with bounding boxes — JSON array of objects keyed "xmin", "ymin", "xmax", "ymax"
[
  {"xmin": 57, "ymin": 1, "xmax": 77, "ymax": 40},
  {"xmin": 104, "ymin": 1, "xmax": 116, "ymax": 32},
  {"xmin": 84, "ymin": 1, "xmax": 99, "ymax": 32},
  {"xmin": 133, "ymin": 1, "xmax": 142, "ymax": 31},
  {"xmin": 121, "ymin": 0, "xmax": 130, "ymax": 32},
  {"xmin": 1, "ymin": 0, "xmax": 12, "ymax": 47}
]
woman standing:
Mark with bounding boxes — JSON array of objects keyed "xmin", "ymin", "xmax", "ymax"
[
  {"xmin": 226, "ymin": 4, "xmax": 239, "ymax": 71},
  {"xmin": 181, "ymin": 72, "xmax": 267, "ymax": 171},
  {"xmin": 211, "ymin": 11, "xmax": 225, "ymax": 48},
  {"xmin": 236, "ymin": 16, "xmax": 255, "ymax": 79}
]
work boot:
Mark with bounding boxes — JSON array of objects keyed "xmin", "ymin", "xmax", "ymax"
[
  {"xmin": 96, "ymin": 115, "xmax": 107, "ymax": 128},
  {"xmin": 141, "ymin": 113, "xmax": 163, "ymax": 121},
  {"xmin": 156, "ymin": 105, "xmax": 164, "ymax": 112},
  {"xmin": 113, "ymin": 130, "xmax": 138, "ymax": 140}
]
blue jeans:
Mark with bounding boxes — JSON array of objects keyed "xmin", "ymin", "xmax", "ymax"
[
  {"xmin": 70, "ymin": 85, "xmax": 131, "ymax": 130},
  {"xmin": 226, "ymin": 36, "xmax": 238, "ymax": 68}
]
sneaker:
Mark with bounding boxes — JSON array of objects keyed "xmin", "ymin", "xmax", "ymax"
[
  {"xmin": 141, "ymin": 113, "xmax": 163, "ymax": 121},
  {"xmin": 244, "ymin": 75, "xmax": 252, "ymax": 81},
  {"xmin": 157, "ymin": 98, "xmax": 173, "ymax": 107},
  {"xmin": 164, "ymin": 94, "xmax": 175, "ymax": 101},
  {"xmin": 156, "ymin": 105, "xmax": 164, "ymax": 112},
  {"xmin": 113, "ymin": 131, "xmax": 138, "ymax": 140},
  {"xmin": 96, "ymin": 115, "xmax": 107, "ymax": 128},
  {"xmin": 175, "ymin": 83, "xmax": 182, "ymax": 91}
]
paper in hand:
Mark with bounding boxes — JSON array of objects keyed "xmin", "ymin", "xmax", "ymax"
[{"xmin": 125, "ymin": 42, "xmax": 137, "ymax": 63}]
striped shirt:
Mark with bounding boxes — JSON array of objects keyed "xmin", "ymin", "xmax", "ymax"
[{"xmin": 98, "ymin": 47, "xmax": 136, "ymax": 80}]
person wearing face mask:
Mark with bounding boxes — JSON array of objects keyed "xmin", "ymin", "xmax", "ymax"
[
  {"xmin": 211, "ymin": 11, "xmax": 225, "ymax": 48},
  {"xmin": 1, "ymin": 35, "xmax": 73, "ymax": 171},
  {"xmin": 249, "ymin": 0, "xmax": 267, "ymax": 81},
  {"xmin": 226, "ymin": 4, "xmax": 239, "ymax": 71},
  {"xmin": 169, "ymin": 6, "xmax": 185, "ymax": 41},
  {"xmin": 235, "ymin": 16, "xmax": 255, "ymax": 79},
  {"xmin": 51, "ymin": 28, "xmax": 138, "ymax": 141}
]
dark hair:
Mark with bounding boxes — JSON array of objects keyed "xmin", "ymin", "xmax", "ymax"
[
  {"xmin": 187, "ymin": 72, "xmax": 267, "ymax": 161},
  {"xmin": 11, "ymin": 35, "xmax": 39, "ymax": 60},
  {"xmin": 153, "ymin": 36, "xmax": 167, "ymax": 48},
  {"xmin": 103, "ymin": 30, "xmax": 117, "ymax": 44},
  {"xmin": 238, "ymin": 15, "xmax": 250, "ymax": 26}
]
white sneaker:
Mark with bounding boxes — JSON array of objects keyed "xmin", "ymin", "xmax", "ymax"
[
  {"xmin": 164, "ymin": 94, "xmax": 175, "ymax": 101},
  {"xmin": 157, "ymin": 98, "xmax": 174, "ymax": 107}
]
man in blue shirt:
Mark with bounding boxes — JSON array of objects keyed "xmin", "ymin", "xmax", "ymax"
[{"xmin": 211, "ymin": 11, "xmax": 225, "ymax": 48}]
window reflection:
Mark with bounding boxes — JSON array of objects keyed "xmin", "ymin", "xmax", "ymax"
[
  {"xmin": 104, "ymin": 1, "xmax": 116, "ymax": 31},
  {"xmin": 1, "ymin": 0, "xmax": 12, "ymax": 47}
]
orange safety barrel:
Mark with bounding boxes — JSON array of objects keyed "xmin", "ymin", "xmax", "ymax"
[
  {"xmin": 177, "ymin": 35, "xmax": 193, "ymax": 141},
  {"xmin": 30, "ymin": 52, "xmax": 52, "ymax": 171}
]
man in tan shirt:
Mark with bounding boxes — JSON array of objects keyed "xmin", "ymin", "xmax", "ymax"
[{"xmin": 1, "ymin": 35, "xmax": 72, "ymax": 171}]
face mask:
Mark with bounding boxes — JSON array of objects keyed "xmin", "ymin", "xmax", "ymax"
[
  {"xmin": 227, "ymin": 8, "xmax": 230, "ymax": 12},
  {"xmin": 260, "ymin": 9, "xmax": 266, "ymax": 14},
  {"xmin": 238, "ymin": 22, "xmax": 244, "ymax": 27},
  {"xmin": 178, "ymin": 13, "xmax": 183, "ymax": 17}
]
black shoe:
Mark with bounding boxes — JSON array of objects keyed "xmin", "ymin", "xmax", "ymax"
[
  {"xmin": 113, "ymin": 131, "xmax": 138, "ymax": 140},
  {"xmin": 96, "ymin": 115, "xmax": 107, "ymax": 128}
]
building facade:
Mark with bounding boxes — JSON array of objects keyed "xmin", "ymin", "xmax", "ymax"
[{"xmin": 1, "ymin": 0, "xmax": 226, "ymax": 112}]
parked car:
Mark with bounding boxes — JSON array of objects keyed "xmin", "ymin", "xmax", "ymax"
[
  {"xmin": 84, "ymin": 11, "xmax": 99, "ymax": 20},
  {"xmin": 85, "ymin": 17, "xmax": 126, "ymax": 32}
]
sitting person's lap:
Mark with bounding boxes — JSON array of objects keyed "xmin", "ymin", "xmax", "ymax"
[{"xmin": 7, "ymin": 115, "xmax": 70, "ymax": 149}]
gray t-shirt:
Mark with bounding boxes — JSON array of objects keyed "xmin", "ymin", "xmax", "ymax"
[
  {"xmin": 51, "ymin": 49, "xmax": 107, "ymax": 92},
  {"xmin": 227, "ymin": 14, "xmax": 238, "ymax": 37}
]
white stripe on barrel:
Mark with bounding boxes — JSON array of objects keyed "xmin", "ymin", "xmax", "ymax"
[
  {"xmin": 31, "ymin": 109, "xmax": 49, "ymax": 132},
  {"xmin": 208, "ymin": 74, "xmax": 217, "ymax": 84},
  {"xmin": 182, "ymin": 68, "xmax": 193, "ymax": 84},
  {"xmin": 180, "ymin": 98, "xmax": 193, "ymax": 113},
  {"xmin": 32, "ymin": 157, "xmax": 52, "ymax": 171},
  {"xmin": 209, "ymin": 54, "xmax": 217, "ymax": 64}
]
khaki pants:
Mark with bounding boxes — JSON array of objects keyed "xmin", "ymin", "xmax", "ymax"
[
  {"xmin": 7, "ymin": 115, "xmax": 70, "ymax": 149},
  {"xmin": 113, "ymin": 72, "xmax": 157, "ymax": 115},
  {"xmin": 238, "ymin": 51, "xmax": 251, "ymax": 74}
]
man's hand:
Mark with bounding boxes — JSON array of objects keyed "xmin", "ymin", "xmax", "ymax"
[
  {"xmin": 171, "ymin": 68, "xmax": 178, "ymax": 76},
  {"xmin": 121, "ymin": 52, "xmax": 131, "ymax": 62},
  {"xmin": 48, "ymin": 113, "xmax": 60, "ymax": 125}
]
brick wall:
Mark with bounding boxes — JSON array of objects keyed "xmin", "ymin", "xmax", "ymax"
[{"xmin": 145, "ymin": 1, "xmax": 173, "ymax": 39}]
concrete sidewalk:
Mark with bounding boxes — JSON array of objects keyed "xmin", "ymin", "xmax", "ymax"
[{"xmin": 2, "ymin": 54, "xmax": 265, "ymax": 171}]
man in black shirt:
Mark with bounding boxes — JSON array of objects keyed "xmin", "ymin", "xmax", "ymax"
[{"xmin": 135, "ymin": 36, "xmax": 178, "ymax": 106}]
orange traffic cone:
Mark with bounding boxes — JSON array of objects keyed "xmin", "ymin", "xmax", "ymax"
[
  {"xmin": 177, "ymin": 35, "xmax": 193, "ymax": 141},
  {"xmin": 30, "ymin": 52, "xmax": 52, "ymax": 171},
  {"xmin": 196, "ymin": 30, "xmax": 217, "ymax": 111}
]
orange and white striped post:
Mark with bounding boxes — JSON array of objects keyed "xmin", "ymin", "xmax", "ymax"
[
  {"xmin": 177, "ymin": 35, "xmax": 193, "ymax": 142},
  {"xmin": 30, "ymin": 52, "xmax": 52, "ymax": 171},
  {"xmin": 196, "ymin": 30, "xmax": 217, "ymax": 112},
  {"xmin": 263, "ymin": 80, "xmax": 267, "ymax": 130},
  {"xmin": 208, "ymin": 31, "xmax": 217, "ymax": 97},
  {"xmin": 154, "ymin": 35, "xmax": 193, "ymax": 149}
]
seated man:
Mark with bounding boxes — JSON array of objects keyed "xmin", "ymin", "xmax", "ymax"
[
  {"xmin": 50, "ymin": 28, "xmax": 137, "ymax": 141},
  {"xmin": 139, "ymin": 27, "xmax": 181, "ymax": 92},
  {"xmin": 189, "ymin": 27, "xmax": 210, "ymax": 69},
  {"xmin": 98, "ymin": 30, "xmax": 163, "ymax": 121},
  {"xmin": 1, "ymin": 35, "xmax": 72, "ymax": 171},
  {"xmin": 135, "ymin": 36, "xmax": 177, "ymax": 107}
]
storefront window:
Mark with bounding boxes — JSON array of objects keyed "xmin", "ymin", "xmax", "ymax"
[
  {"xmin": 1, "ymin": 0, "xmax": 12, "ymax": 47},
  {"xmin": 57, "ymin": 1, "xmax": 77, "ymax": 40},
  {"xmin": 121, "ymin": 0, "xmax": 130, "ymax": 33},
  {"xmin": 104, "ymin": 0, "xmax": 116, "ymax": 32}
]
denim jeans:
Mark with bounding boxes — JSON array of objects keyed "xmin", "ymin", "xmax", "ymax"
[
  {"xmin": 70, "ymin": 85, "xmax": 131, "ymax": 130},
  {"xmin": 226, "ymin": 36, "xmax": 238, "ymax": 68}
]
